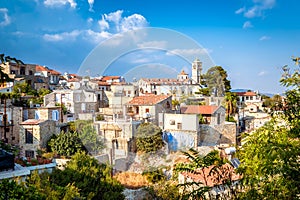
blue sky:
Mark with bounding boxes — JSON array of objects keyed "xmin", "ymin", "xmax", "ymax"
[{"xmin": 1, "ymin": 0, "xmax": 300, "ymax": 93}]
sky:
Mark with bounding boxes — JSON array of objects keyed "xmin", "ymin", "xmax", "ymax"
[{"xmin": 1, "ymin": 0, "xmax": 300, "ymax": 94}]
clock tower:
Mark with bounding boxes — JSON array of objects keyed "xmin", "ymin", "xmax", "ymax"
[{"xmin": 191, "ymin": 58, "xmax": 202, "ymax": 84}]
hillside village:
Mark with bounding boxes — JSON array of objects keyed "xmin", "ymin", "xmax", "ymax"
[{"xmin": 0, "ymin": 56, "xmax": 288, "ymax": 199}]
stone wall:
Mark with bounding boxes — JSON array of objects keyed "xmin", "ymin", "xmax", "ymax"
[{"xmin": 199, "ymin": 122, "xmax": 237, "ymax": 146}]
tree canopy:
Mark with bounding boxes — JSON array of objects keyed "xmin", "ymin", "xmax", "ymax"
[
  {"xmin": 136, "ymin": 123, "xmax": 165, "ymax": 153},
  {"xmin": 237, "ymin": 57, "xmax": 300, "ymax": 199},
  {"xmin": 201, "ymin": 66, "xmax": 231, "ymax": 97}
]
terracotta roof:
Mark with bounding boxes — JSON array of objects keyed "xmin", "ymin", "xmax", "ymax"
[
  {"xmin": 127, "ymin": 94, "xmax": 170, "ymax": 106},
  {"xmin": 235, "ymin": 91, "xmax": 257, "ymax": 96},
  {"xmin": 102, "ymin": 76, "xmax": 121, "ymax": 81},
  {"xmin": 179, "ymin": 70, "xmax": 188, "ymax": 75},
  {"xmin": 48, "ymin": 69, "xmax": 61, "ymax": 75},
  {"xmin": 36, "ymin": 65, "xmax": 47, "ymax": 71},
  {"xmin": 180, "ymin": 163, "xmax": 241, "ymax": 187},
  {"xmin": 68, "ymin": 78, "xmax": 80, "ymax": 82},
  {"xmin": 35, "ymin": 65, "xmax": 61, "ymax": 75},
  {"xmin": 98, "ymin": 81, "xmax": 111, "ymax": 86},
  {"xmin": 180, "ymin": 105, "xmax": 218, "ymax": 115},
  {"xmin": 20, "ymin": 119, "xmax": 46, "ymax": 125}
]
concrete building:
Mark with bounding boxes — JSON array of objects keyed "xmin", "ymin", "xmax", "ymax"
[{"xmin": 159, "ymin": 113, "xmax": 200, "ymax": 151}]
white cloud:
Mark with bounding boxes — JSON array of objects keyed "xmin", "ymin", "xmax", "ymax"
[
  {"xmin": 243, "ymin": 21, "xmax": 253, "ymax": 29},
  {"xmin": 43, "ymin": 30, "xmax": 81, "ymax": 41},
  {"xmin": 44, "ymin": 0, "xmax": 77, "ymax": 9},
  {"xmin": 87, "ymin": 0, "xmax": 94, "ymax": 12},
  {"xmin": 87, "ymin": 17, "xmax": 93, "ymax": 24},
  {"xmin": 99, "ymin": 10, "xmax": 148, "ymax": 33},
  {"xmin": 137, "ymin": 41, "xmax": 168, "ymax": 49},
  {"xmin": 235, "ymin": 7, "xmax": 245, "ymax": 14},
  {"xmin": 104, "ymin": 10, "xmax": 123, "ymax": 31},
  {"xmin": 236, "ymin": 0, "xmax": 276, "ymax": 18},
  {"xmin": 121, "ymin": 14, "xmax": 148, "ymax": 32},
  {"xmin": 42, "ymin": 10, "xmax": 148, "ymax": 45},
  {"xmin": 0, "ymin": 8, "xmax": 11, "ymax": 26},
  {"xmin": 258, "ymin": 70, "xmax": 268, "ymax": 76},
  {"xmin": 259, "ymin": 35, "xmax": 271, "ymax": 41},
  {"xmin": 83, "ymin": 29, "xmax": 112, "ymax": 44},
  {"xmin": 98, "ymin": 15, "xmax": 110, "ymax": 31},
  {"xmin": 166, "ymin": 48, "xmax": 212, "ymax": 57}
]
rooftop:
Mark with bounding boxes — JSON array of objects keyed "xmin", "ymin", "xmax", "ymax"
[
  {"xmin": 180, "ymin": 105, "xmax": 219, "ymax": 115},
  {"xmin": 127, "ymin": 94, "xmax": 171, "ymax": 106},
  {"xmin": 20, "ymin": 119, "xmax": 47, "ymax": 125}
]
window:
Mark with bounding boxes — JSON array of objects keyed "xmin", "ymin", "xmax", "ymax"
[
  {"xmin": 34, "ymin": 110, "xmax": 40, "ymax": 119},
  {"xmin": 217, "ymin": 113, "xmax": 221, "ymax": 125},
  {"xmin": 25, "ymin": 129, "xmax": 33, "ymax": 144},
  {"xmin": 20, "ymin": 67, "xmax": 25, "ymax": 75},
  {"xmin": 177, "ymin": 123, "xmax": 182, "ymax": 130},
  {"xmin": 29, "ymin": 70, "xmax": 33, "ymax": 75},
  {"xmin": 52, "ymin": 110, "xmax": 59, "ymax": 121},
  {"xmin": 25, "ymin": 150, "xmax": 34, "ymax": 158},
  {"xmin": 145, "ymin": 108, "xmax": 149, "ymax": 113}
]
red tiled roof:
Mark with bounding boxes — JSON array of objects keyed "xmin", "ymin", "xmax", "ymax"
[
  {"xmin": 98, "ymin": 81, "xmax": 111, "ymax": 86},
  {"xmin": 101, "ymin": 76, "xmax": 121, "ymax": 81},
  {"xmin": 68, "ymin": 78, "xmax": 80, "ymax": 82},
  {"xmin": 36, "ymin": 65, "xmax": 47, "ymax": 71},
  {"xmin": 180, "ymin": 105, "xmax": 218, "ymax": 115},
  {"xmin": 35, "ymin": 65, "xmax": 61, "ymax": 75},
  {"xmin": 20, "ymin": 119, "xmax": 46, "ymax": 125},
  {"xmin": 127, "ymin": 94, "xmax": 170, "ymax": 106},
  {"xmin": 180, "ymin": 163, "xmax": 241, "ymax": 187},
  {"xmin": 235, "ymin": 91, "xmax": 256, "ymax": 96},
  {"xmin": 48, "ymin": 69, "xmax": 61, "ymax": 75}
]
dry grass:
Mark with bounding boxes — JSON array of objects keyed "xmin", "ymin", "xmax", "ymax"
[{"xmin": 114, "ymin": 172, "xmax": 149, "ymax": 189}]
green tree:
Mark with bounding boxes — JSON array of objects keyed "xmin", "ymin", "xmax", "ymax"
[
  {"xmin": 50, "ymin": 152, "xmax": 124, "ymax": 199},
  {"xmin": 0, "ymin": 179, "xmax": 43, "ymax": 200},
  {"xmin": 48, "ymin": 131, "xmax": 85, "ymax": 157},
  {"xmin": 237, "ymin": 57, "xmax": 300, "ymax": 199},
  {"xmin": 175, "ymin": 149, "xmax": 225, "ymax": 200},
  {"xmin": 136, "ymin": 123, "xmax": 165, "ymax": 153},
  {"xmin": 202, "ymin": 66, "xmax": 231, "ymax": 97},
  {"xmin": 78, "ymin": 123, "xmax": 105, "ymax": 155},
  {"xmin": 224, "ymin": 91, "xmax": 238, "ymax": 122},
  {"xmin": 195, "ymin": 87, "xmax": 211, "ymax": 96}
]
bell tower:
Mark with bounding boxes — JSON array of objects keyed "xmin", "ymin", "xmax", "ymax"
[{"xmin": 191, "ymin": 58, "xmax": 202, "ymax": 84}]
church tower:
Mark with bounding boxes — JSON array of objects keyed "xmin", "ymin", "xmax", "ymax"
[{"xmin": 191, "ymin": 58, "xmax": 202, "ymax": 84}]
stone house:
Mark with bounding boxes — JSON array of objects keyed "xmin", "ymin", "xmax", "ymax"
[
  {"xmin": 35, "ymin": 65, "xmax": 61, "ymax": 90},
  {"xmin": 44, "ymin": 89, "xmax": 98, "ymax": 121},
  {"xmin": 179, "ymin": 105, "xmax": 237, "ymax": 146},
  {"xmin": 126, "ymin": 94, "xmax": 172, "ymax": 125},
  {"xmin": 99, "ymin": 83, "xmax": 139, "ymax": 117},
  {"xmin": 19, "ymin": 119, "xmax": 60, "ymax": 158},
  {"xmin": 180, "ymin": 105, "xmax": 226, "ymax": 126},
  {"xmin": 1, "ymin": 62, "xmax": 36, "ymax": 88},
  {"xmin": 0, "ymin": 99, "xmax": 23, "ymax": 145}
]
